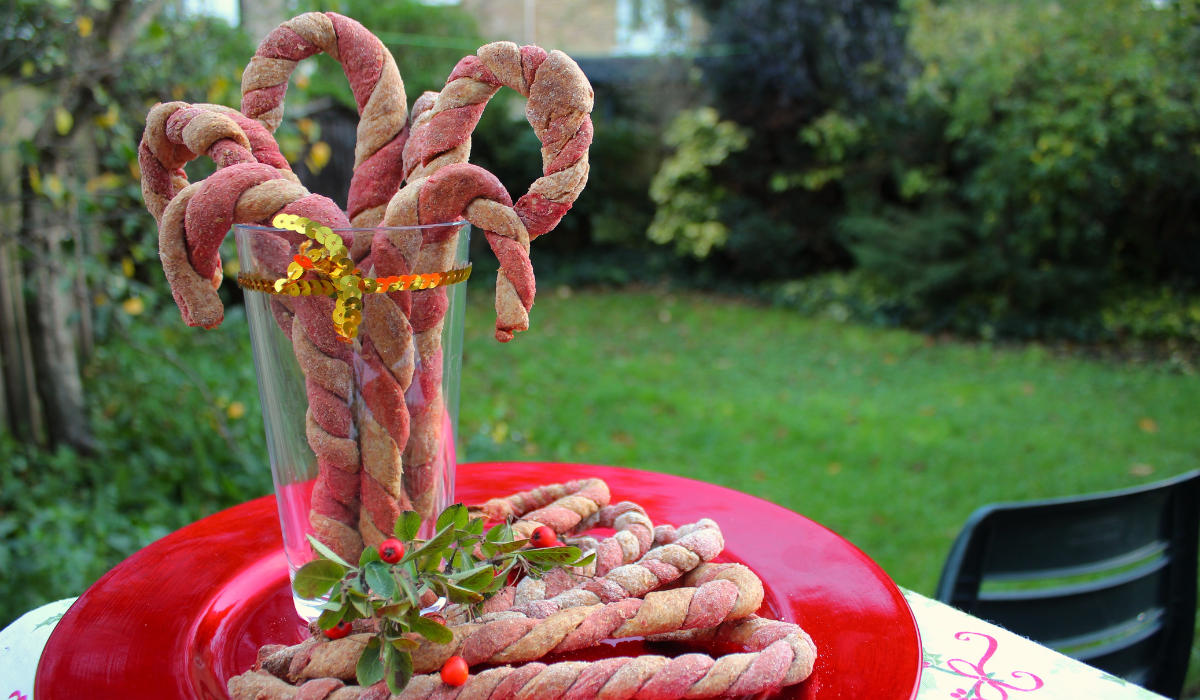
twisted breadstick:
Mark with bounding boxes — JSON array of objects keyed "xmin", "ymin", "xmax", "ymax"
[
  {"xmin": 502, "ymin": 523, "xmax": 729, "ymax": 623},
  {"xmin": 139, "ymin": 101, "xmax": 294, "ymax": 224},
  {"xmin": 356, "ymin": 331, "xmax": 413, "ymax": 546},
  {"xmin": 467, "ymin": 478, "xmax": 611, "ymax": 535},
  {"xmin": 403, "ymin": 42, "xmax": 593, "ymax": 240},
  {"xmin": 295, "ymin": 297, "xmax": 365, "ymax": 563},
  {"xmin": 396, "ymin": 616, "xmax": 816, "ymax": 700},
  {"xmin": 389, "ymin": 576, "xmax": 759, "ymax": 674},
  {"xmin": 569, "ymin": 502, "xmax": 655, "ymax": 577},
  {"xmin": 241, "ymin": 12, "xmax": 408, "ymax": 228},
  {"xmin": 397, "ymin": 43, "xmax": 592, "ymax": 343}
]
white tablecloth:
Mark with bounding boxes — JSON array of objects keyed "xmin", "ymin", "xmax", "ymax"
[{"xmin": 2, "ymin": 593, "xmax": 1169, "ymax": 699}]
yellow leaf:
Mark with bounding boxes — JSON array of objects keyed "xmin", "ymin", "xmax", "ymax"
[
  {"xmin": 77, "ymin": 16, "xmax": 94, "ymax": 37},
  {"xmin": 305, "ymin": 141, "xmax": 331, "ymax": 174},
  {"xmin": 27, "ymin": 166, "xmax": 42, "ymax": 195},
  {"xmin": 207, "ymin": 77, "xmax": 229, "ymax": 105},
  {"xmin": 1137, "ymin": 417, "xmax": 1159, "ymax": 434},
  {"xmin": 93, "ymin": 105, "xmax": 119, "ymax": 129},
  {"xmin": 86, "ymin": 173, "xmax": 122, "ymax": 193},
  {"xmin": 44, "ymin": 174, "xmax": 64, "ymax": 198},
  {"xmin": 54, "ymin": 107, "xmax": 73, "ymax": 136},
  {"xmin": 121, "ymin": 258, "xmax": 135, "ymax": 278},
  {"xmin": 122, "ymin": 297, "xmax": 145, "ymax": 315},
  {"xmin": 226, "ymin": 401, "xmax": 246, "ymax": 420},
  {"xmin": 20, "ymin": 61, "xmax": 35, "ymax": 77}
]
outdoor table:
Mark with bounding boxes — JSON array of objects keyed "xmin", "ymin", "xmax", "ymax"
[{"xmin": 1, "ymin": 462, "xmax": 1170, "ymax": 700}]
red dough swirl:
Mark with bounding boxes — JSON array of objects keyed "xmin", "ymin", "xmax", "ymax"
[{"xmin": 241, "ymin": 12, "xmax": 408, "ymax": 227}]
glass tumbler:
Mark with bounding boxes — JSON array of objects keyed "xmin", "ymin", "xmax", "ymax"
[{"xmin": 234, "ymin": 222, "xmax": 470, "ymax": 620}]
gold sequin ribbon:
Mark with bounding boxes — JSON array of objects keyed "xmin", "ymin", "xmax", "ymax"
[{"xmin": 236, "ymin": 214, "xmax": 471, "ymax": 342}]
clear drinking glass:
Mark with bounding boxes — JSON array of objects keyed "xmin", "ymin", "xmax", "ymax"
[{"xmin": 234, "ymin": 222, "xmax": 470, "ymax": 620}]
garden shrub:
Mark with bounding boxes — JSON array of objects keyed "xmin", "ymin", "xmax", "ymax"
[
  {"xmin": 665, "ymin": 0, "xmax": 1200, "ymax": 339},
  {"xmin": 0, "ymin": 311, "xmax": 268, "ymax": 628},
  {"xmin": 842, "ymin": 0, "xmax": 1200, "ymax": 336}
]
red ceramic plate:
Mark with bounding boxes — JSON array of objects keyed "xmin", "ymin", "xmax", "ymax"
[{"xmin": 36, "ymin": 463, "xmax": 921, "ymax": 700}]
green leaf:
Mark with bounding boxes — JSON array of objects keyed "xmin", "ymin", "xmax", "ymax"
[
  {"xmin": 306, "ymin": 534, "xmax": 353, "ymax": 568},
  {"xmin": 356, "ymin": 638, "xmax": 384, "ymax": 688},
  {"xmin": 315, "ymin": 582, "xmax": 345, "ymax": 610},
  {"xmin": 364, "ymin": 561, "xmax": 400, "ymax": 601},
  {"xmin": 449, "ymin": 564, "xmax": 495, "ymax": 590},
  {"xmin": 409, "ymin": 522, "xmax": 457, "ymax": 564},
  {"xmin": 360, "ymin": 546, "xmax": 381, "ymax": 567},
  {"xmin": 377, "ymin": 603, "xmax": 411, "ymax": 621},
  {"xmin": 444, "ymin": 582, "xmax": 485, "ymax": 605},
  {"xmin": 391, "ymin": 638, "xmax": 420, "ymax": 652},
  {"xmin": 521, "ymin": 546, "xmax": 583, "ymax": 566},
  {"xmin": 465, "ymin": 517, "xmax": 485, "ymax": 536},
  {"xmin": 480, "ymin": 541, "xmax": 498, "ymax": 559},
  {"xmin": 397, "ymin": 573, "xmax": 421, "ymax": 607},
  {"xmin": 385, "ymin": 646, "xmax": 414, "ymax": 695},
  {"xmin": 436, "ymin": 503, "xmax": 470, "ymax": 533},
  {"xmin": 498, "ymin": 539, "xmax": 530, "ymax": 554},
  {"xmin": 571, "ymin": 552, "xmax": 597, "ymax": 569},
  {"xmin": 485, "ymin": 523, "xmax": 511, "ymax": 543},
  {"xmin": 408, "ymin": 612, "xmax": 454, "ymax": 644},
  {"xmin": 293, "ymin": 559, "xmax": 347, "ymax": 599},
  {"xmin": 484, "ymin": 572, "xmax": 509, "ymax": 593},
  {"xmin": 317, "ymin": 605, "xmax": 347, "ymax": 630},
  {"xmin": 395, "ymin": 511, "xmax": 422, "ymax": 541}
]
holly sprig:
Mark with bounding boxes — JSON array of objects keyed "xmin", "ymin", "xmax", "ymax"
[{"xmin": 293, "ymin": 503, "xmax": 594, "ymax": 694}]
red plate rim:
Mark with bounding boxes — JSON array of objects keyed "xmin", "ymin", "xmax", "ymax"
[{"xmin": 36, "ymin": 462, "xmax": 922, "ymax": 699}]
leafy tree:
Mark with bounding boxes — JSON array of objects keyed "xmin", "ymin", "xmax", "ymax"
[
  {"xmin": 649, "ymin": 0, "xmax": 909, "ymax": 279},
  {"xmin": 841, "ymin": 0, "xmax": 1200, "ymax": 335},
  {"xmin": 1, "ymin": 1, "xmax": 254, "ymax": 447}
]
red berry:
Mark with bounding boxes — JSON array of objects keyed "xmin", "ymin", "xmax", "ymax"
[
  {"xmin": 379, "ymin": 539, "xmax": 405, "ymax": 564},
  {"xmin": 441, "ymin": 655, "xmax": 469, "ymax": 686},
  {"xmin": 325, "ymin": 620, "xmax": 353, "ymax": 640},
  {"xmin": 530, "ymin": 526, "xmax": 558, "ymax": 549},
  {"xmin": 423, "ymin": 613, "xmax": 447, "ymax": 626}
]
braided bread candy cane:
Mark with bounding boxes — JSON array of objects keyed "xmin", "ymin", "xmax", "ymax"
[
  {"xmin": 402, "ymin": 42, "xmax": 593, "ymax": 241},
  {"xmin": 139, "ymin": 101, "xmax": 294, "ymax": 224},
  {"xmin": 441, "ymin": 501, "xmax": 654, "ymax": 625},
  {"xmin": 165, "ymin": 162, "xmax": 365, "ymax": 562},
  {"xmin": 241, "ymin": 12, "xmax": 408, "ymax": 228},
  {"xmin": 393, "ymin": 616, "xmax": 816, "ymax": 700},
  {"xmin": 564, "ymin": 501, "xmax": 655, "ymax": 576},
  {"xmin": 267, "ymin": 572, "xmax": 754, "ymax": 679},
  {"xmin": 475, "ymin": 522, "xmax": 725, "ymax": 627},
  {"xmin": 467, "ymin": 478, "xmax": 611, "ymax": 534},
  {"xmin": 149, "ymin": 113, "xmax": 346, "ymax": 329},
  {"xmin": 398, "ymin": 44, "xmax": 592, "ymax": 343}
]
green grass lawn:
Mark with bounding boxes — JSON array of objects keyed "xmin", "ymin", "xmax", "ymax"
[{"xmin": 459, "ymin": 288, "xmax": 1200, "ymax": 597}]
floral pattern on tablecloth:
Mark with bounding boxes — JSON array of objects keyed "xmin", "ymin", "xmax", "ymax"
[{"xmin": 904, "ymin": 589, "xmax": 1167, "ymax": 700}]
